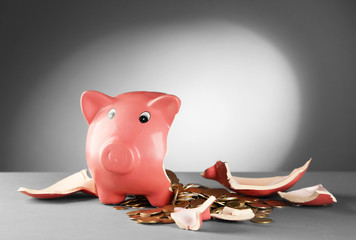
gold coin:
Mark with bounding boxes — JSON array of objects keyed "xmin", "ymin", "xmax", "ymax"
[
  {"xmin": 254, "ymin": 213, "xmax": 269, "ymax": 218},
  {"xmin": 126, "ymin": 210, "xmax": 141, "ymax": 216},
  {"xmin": 198, "ymin": 193, "xmax": 209, "ymax": 199},
  {"xmin": 249, "ymin": 203, "xmax": 272, "ymax": 210},
  {"xmin": 162, "ymin": 205, "xmax": 175, "ymax": 213},
  {"xmin": 136, "ymin": 216, "xmax": 161, "ymax": 224},
  {"xmin": 177, "ymin": 196, "xmax": 195, "ymax": 201},
  {"xmin": 160, "ymin": 218, "xmax": 175, "ymax": 224},
  {"xmin": 265, "ymin": 200, "xmax": 288, "ymax": 208},
  {"xmin": 171, "ymin": 183, "xmax": 183, "ymax": 192},
  {"xmin": 140, "ymin": 208, "xmax": 163, "ymax": 217},
  {"xmin": 226, "ymin": 200, "xmax": 244, "ymax": 209},
  {"xmin": 218, "ymin": 196, "xmax": 240, "ymax": 201},
  {"xmin": 239, "ymin": 196, "xmax": 260, "ymax": 203},
  {"xmin": 189, "ymin": 198, "xmax": 205, "ymax": 208},
  {"xmin": 184, "ymin": 187, "xmax": 202, "ymax": 193},
  {"xmin": 114, "ymin": 206, "xmax": 127, "ymax": 210},
  {"xmin": 214, "ymin": 201, "xmax": 226, "ymax": 207},
  {"xmin": 210, "ymin": 203, "xmax": 219, "ymax": 209},
  {"xmin": 120, "ymin": 199, "xmax": 134, "ymax": 205},
  {"xmin": 132, "ymin": 204, "xmax": 146, "ymax": 209},
  {"xmin": 179, "ymin": 192, "xmax": 199, "ymax": 197},
  {"xmin": 255, "ymin": 209, "xmax": 272, "ymax": 215},
  {"xmin": 165, "ymin": 169, "xmax": 180, "ymax": 184},
  {"xmin": 251, "ymin": 217, "xmax": 273, "ymax": 224},
  {"xmin": 210, "ymin": 207, "xmax": 224, "ymax": 214},
  {"xmin": 228, "ymin": 193, "xmax": 244, "ymax": 198},
  {"xmin": 153, "ymin": 213, "xmax": 165, "ymax": 218},
  {"xmin": 202, "ymin": 188, "xmax": 230, "ymax": 198},
  {"xmin": 175, "ymin": 201, "xmax": 190, "ymax": 208},
  {"xmin": 129, "ymin": 214, "xmax": 141, "ymax": 220},
  {"xmin": 183, "ymin": 183, "xmax": 204, "ymax": 189},
  {"xmin": 125, "ymin": 202, "xmax": 141, "ymax": 207},
  {"xmin": 236, "ymin": 206, "xmax": 251, "ymax": 210}
]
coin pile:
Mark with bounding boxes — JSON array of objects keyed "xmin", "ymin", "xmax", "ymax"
[{"xmin": 114, "ymin": 170, "xmax": 289, "ymax": 225}]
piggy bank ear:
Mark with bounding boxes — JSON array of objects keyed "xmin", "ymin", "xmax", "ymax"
[
  {"xmin": 81, "ymin": 90, "xmax": 113, "ymax": 124},
  {"xmin": 149, "ymin": 94, "xmax": 181, "ymax": 125}
]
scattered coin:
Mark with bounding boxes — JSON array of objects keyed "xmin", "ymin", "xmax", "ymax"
[
  {"xmin": 129, "ymin": 215, "xmax": 141, "ymax": 220},
  {"xmin": 251, "ymin": 217, "xmax": 273, "ymax": 224},
  {"xmin": 136, "ymin": 216, "xmax": 161, "ymax": 224},
  {"xmin": 126, "ymin": 210, "xmax": 141, "ymax": 216},
  {"xmin": 226, "ymin": 200, "xmax": 244, "ymax": 209},
  {"xmin": 189, "ymin": 198, "xmax": 205, "ymax": 208},
  {"xmin": 132, "ymin": 204, "xmax": 147, "ymax": 209},
  {"xmin": 153, "ymin": 213, "xmax": 165, "ymax": 218},
  {"xmin": 179, "ymin": 192, "xmax": 199, "ymax": 197},
  {"xmin": 184, "ymin": 187, "xmax": 202, "ymax": 193},
  {"xmin": 265, "ymin": 200, "xmax": 289, "ymax": 208},
  {"xmin": 211, "ymin": 207, "xmax": 224, "ymax": 214},
  {"xmin": 120, "ymin": 199, "xmax": 134, "ymax": 205},
  {"xmin": 114, "ymin": 206, "xmax": 127, "ymax": 210},
  {"xmin": 139, "ymin": 208, "xmax": 163, "ymax": 217},
  {"xmin": 183, "ymin": 183, "xmax": 205, "ymax": 189},
  {"xmin": 160, "ymin": 218, "xmax": 175, "ymax": 224},
  {"xmin": 166, "ymin": 169, "xmax": 180, "ymax": 184},
  {"xmin": 254, "ymin": 213, "xmax": 269, "ymax": 218},
  {"xmin": 162, "ymin": 205, "xmax": 175, "ymax": 213},
  {"xmin": 177, "ymin": 196, "xmax": 195, "ymax": 201},
  {"xmin": 249, "ymin": 203, "xmax": 272, "ymax": 210},
  {"xmin": 218, "ymin": 196, "xmax": 240, "ymax": 201},
  {"xmin": 175, "ymin": 201, "xmax": 190, "ymax": 208},
  {"xmin": 255, "ymin": 209, "xmax": 272, "ymax": 215},
  {"xmin": 239, "ymin": 196, "xmax": 260, "ymax": 203},
  {"xmin": 201, "ymin": 188, "xmax": 230, "ymax": 198},
  {"xmin": 114, "ymin": 170, "xmax": 298, "ymax": 227},
  {"xmin": 236, "ymin": 206, "xmax": 251, "ymax": 210}
]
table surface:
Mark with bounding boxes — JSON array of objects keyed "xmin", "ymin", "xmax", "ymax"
[{"xmin": 1, "ymin": 171, "xmax": 355, "ymax": 240}]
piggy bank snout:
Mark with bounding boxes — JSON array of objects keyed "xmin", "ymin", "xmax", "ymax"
[{"xmin": 100, "ymin": 140, "xmax": 138, "ymax": 174}]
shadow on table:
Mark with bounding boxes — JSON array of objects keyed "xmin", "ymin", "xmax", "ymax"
[
  {"xmin": 280, "ymin": 193, "xmax": 356, "ymax": 215},
  {"xmin": 29, "ymin": 192, "xmax": 98, "ymax": 204},
  {"xmin": 201, "ymin": 219, "xmax": 256, "ymax": 234},
  {"xmin": 329, "ymin": 194, "xmax": 356, "ymax": 215},
  {"xmin": 165, "ymin": 219, "xmax": 254, "ymax": 234}
]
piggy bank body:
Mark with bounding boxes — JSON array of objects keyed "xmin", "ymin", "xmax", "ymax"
[{"xmin": 81, "ymin": 91, "xmax": 181, "ymax": 207}]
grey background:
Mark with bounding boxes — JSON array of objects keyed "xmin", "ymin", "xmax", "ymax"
[{"xmin": 1, "ymin": 0, "xmax": 356, "ymax": 172}]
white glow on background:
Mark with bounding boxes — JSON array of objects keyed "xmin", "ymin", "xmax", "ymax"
[{"xmin": 19, "ymin": 20, "xmax": 300, "ymax": 171}]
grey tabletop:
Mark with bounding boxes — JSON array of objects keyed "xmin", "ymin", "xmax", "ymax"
[{"xmin": 1, "ymin": 171, "xmax": 355, "ymax": 240}]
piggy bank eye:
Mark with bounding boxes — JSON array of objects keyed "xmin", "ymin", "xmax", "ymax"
[
  {"xmin": 107, "ymin": 108, "xmax": 116, "ymax": 119},
  {"xmin": 139, "ymin": 111, "xmax": 151, "ymax": 123}
]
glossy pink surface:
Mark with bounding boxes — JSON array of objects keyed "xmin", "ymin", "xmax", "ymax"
[
  {"xmin": 202, "ymin": 160, "xmax": 311, "ymax": 197},
  {"xmin": 81, "ymin": 91, "xmax": 181, "ymax": 206}
]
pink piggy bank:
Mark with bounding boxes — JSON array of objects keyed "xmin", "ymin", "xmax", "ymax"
[{"xmin": 81, "ymin": 91, "xmax": 181, "ymax": 207}]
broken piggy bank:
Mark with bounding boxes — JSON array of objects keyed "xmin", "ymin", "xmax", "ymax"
[{"xmin": 81, "ymin": 91, "xmax": 181, "ymax": 206}]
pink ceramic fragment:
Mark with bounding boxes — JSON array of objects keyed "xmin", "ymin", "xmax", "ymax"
[
  {"xmin": 211, "ymin": 206, "xmax": 255, "ymax": 221},
  {"xmin": 81, "ymin": 91, "xmax": 180, "ymax": 207},
  {"xmin": 201, "ymin": 158, "xmax": 311, "ymax": 197},
  {"xmin": 18, "ymin": 170, "xmax": 97, "ymax": 198},
  {"xmin": 278, "ymin": 184, "xmax": 337, "ymax": 206},
  {"xmin": 171, "ymin": 196, "xmax": 216, "ymax": 231}
]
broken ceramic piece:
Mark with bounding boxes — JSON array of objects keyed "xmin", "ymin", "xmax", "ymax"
[
  {"xmin": 201, "ymin": 158, "xmax": 311, "ymax": 197},
  {"xmin": 211, "ymin": 206, "xmax": 255, "ymax": 221},
  {"xmin": 18, "ymin": 169, "xmax": 97, "ymax": 198},
  {"xmin": 171, "ymin": 196, "xmax": 216, "ymax": 231},
  {"xmin": 278, "ymin": 184, "xmax": 337, "ymax": 206}
]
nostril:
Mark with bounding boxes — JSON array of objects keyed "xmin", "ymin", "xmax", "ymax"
[{"xmin": 100, "ymin": 142, "xmax": 136, "ymax": 174}]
